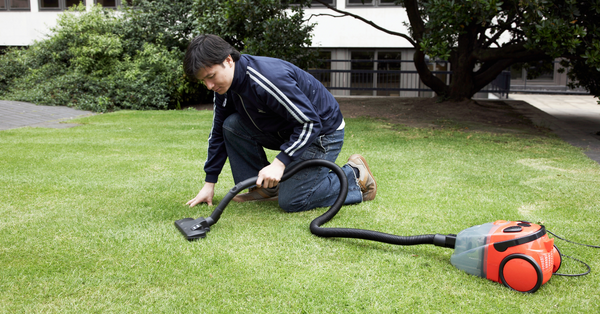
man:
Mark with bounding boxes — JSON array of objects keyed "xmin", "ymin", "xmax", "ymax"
[{"xmin": 184, "ymin": 34, "xmax": 376, "ymax": 212}]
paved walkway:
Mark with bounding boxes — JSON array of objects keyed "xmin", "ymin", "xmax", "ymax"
[
  {"xmin": 1, "ymin": 96, "xmax": 599, "ymax": 164},
  {"xmin": 508, "ymin": 94, "xmax": 600, "ymax": 164},
  {"xmin": 0, "ymin": 100, "xmax": 94, "ymax": 130}
]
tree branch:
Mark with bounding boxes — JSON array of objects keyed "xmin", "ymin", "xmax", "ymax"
[
  {"xmin": 483, "ymin": 18, "xmax": 520, "ymax": 49},
  {"xmin": 307, "ymin": 13, "xmax": 346, "ymax": 23},
  {"xmin": 473, "ymin": 59, "xmax": 514, "ymax": 91},
  {"xmin": 473, "ymin": 42, "xmax": 542, "ymax": 62},
  {"xmin": 473, "ymin": 49, "xmax": 548, "ymax": 92},
  {"xmin": 402, "ymin": 0, "xmax": 424, "ymax": 42},
  {"xmin": 313, "ymin": 0, "xmax": 416, "ymax": 47}
]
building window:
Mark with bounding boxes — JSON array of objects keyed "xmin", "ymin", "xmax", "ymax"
[
  {"xmin": 376, "ymin": 51, "xmax": 402, "ymax": 96},
  {"xmin": 348, "ymin": 0, "xmax": 372, "ymax": 5},
  {"xmin": 347, "ymin": 0, "xmax": 399, "ymax": 7},
  {"xmin": 350, "ymin": 50, "xmax": 375, "ymax": 96},
  {"xmin": 308, "ymin": 50, "xmax": 332, "ymax": 87},
  {"xmin": 39, "ymin": 0, "xmax": 85, "ymax": 10},
  {"xmin": 291, "ymin": 0, "xmax": 335, "ymax": 7},
  {"xmin": 1, "ymin": 0, "xmax": 31, "ymax": 10},
  {"xmin": 348, "ymin": 50, "xmax": 423, "ymax": 96},
  {"xmin": 95, "ymin": 0, "xmax": 131, "ymax": 8},
  {"xmin": 510, "ymin": 60, "xmax": 555, "ymax": 82}
]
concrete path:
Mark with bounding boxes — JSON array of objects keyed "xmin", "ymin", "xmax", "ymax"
[
  {"xmin": 0, "ymin": 100, "xmax": 94, "ymax": 130},
  {"xmin": 508, "ymin": 94, "xmax": 600, "ymax": 164}
]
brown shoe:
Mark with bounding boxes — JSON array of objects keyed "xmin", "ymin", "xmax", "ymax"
[
  {"xmin": 232, "ymin": 185, "xmax": 279, "ymax": 203},
  {"xmin": 347, "ymin": 154, "xmax": 377, "ymax": 201}
]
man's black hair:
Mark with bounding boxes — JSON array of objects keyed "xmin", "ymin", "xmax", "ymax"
[{"xmin": 183, "ymin": 34, "xmax": 241, "ymax": 81}]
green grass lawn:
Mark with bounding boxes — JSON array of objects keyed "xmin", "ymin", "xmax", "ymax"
[{"xmin": 1, "ymin": 110, "xmax": 599, "ymax": 313}]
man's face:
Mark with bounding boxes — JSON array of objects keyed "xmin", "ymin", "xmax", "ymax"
[{"xmin": 195, "ymin": 56, "xmax": 235, "ymax": 95}]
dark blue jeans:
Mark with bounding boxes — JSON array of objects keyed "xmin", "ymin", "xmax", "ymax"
[{"xmin": 222, "ymin": 113, "xmax": 362, "ymax": 212}]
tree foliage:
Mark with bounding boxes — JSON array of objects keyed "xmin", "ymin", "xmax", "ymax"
[
  {"xmin": 118, "ymin": 0, "xmax": 197, "ymax": 54},
  {"xmin": 318, "ymin": 0, "xmax": 600, "ymax": 100},
  {"xmin": 195, "ymin": 0, "xmax": 318, "ymax": 69}
]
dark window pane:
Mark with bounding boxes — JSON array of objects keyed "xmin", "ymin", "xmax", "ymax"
[
  {"xmin": 97, "ymin": 0, "xmax": 116, "ymax": 7},
  {"xmin": 350, "ymin": 51, "xmax": 374, "ymax": 95},
  {"xmin": 377, "ymin": 51, "xmax": 401, "ymax": 96},
  {"xmin": 527, "ymin": 60, "xmax": 554, "ymax": 81},
  {"xmin": 40, "ymin": 0, "xmax": 60, "ymax": 8},
  {"xmin": 348, "ymin": 0, "xmax": 373, "ymax": 4},
  {"xmin": 309, "ymin": 51, "xmax": 332, "ymax": 88},
  {"xmin": 510, "ymin": 64, "xmax": 524, "ymax": 80},
  {"xmin": 0, "ymin": 1, "xmax": 6, "ymax": 9},
  {"xmin": 66, "ymin": 0, "xmax": 84, "ymax": 7},
  {"xmin": 10, "ymin": 0, "xmax": 30, "ymax": 8}
]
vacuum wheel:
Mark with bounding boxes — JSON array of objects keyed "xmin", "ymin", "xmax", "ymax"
[
  {"xmin": 552, "ymin": 244, "xmax": 562, "ymax": 273},
  {"xmin": 499, "ymin": 254, "xmax": 543, "ymax": 293}
]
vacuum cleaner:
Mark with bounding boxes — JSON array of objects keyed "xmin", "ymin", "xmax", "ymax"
[{"xmin": 175, "ymin": 159, "xmax": 573, "ymax": 293}]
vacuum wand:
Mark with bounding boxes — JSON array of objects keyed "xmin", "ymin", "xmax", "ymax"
[
  {"xmin": 175, "ymin": 160, "xmax": 342, "ymax": 240},
  {"xmin": 174, "ymin": 176, "xmax": 256, "ymax": 240}
]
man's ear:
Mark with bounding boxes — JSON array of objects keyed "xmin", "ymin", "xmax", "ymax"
[{"xmin": 225, "ymin": 55, "xmax": 234, "ymax": 67}]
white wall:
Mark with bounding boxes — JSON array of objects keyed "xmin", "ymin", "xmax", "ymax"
[
  {"xmin": 305, "ymin": 3, "xmax": 412, "ymax": 49},
  {"xmin": 0, "ymin": 1, "xmax": 93, "ymax": 46}
]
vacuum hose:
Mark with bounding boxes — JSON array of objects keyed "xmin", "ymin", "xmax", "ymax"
[{"xmin": 200, "ymin": 159, "xmax": 455, "ymax": 248}]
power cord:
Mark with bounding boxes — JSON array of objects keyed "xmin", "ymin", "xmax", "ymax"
[{"xmin": 547, "ymin": 230, "xmax": 599, "ymax": 277}]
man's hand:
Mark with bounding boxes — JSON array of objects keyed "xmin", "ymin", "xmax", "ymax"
[
  {"xmin": 256, "ymin": 158, "xmax": 285, "ymax": 189},
  {"xmin": 186, "ymin": 182, "xmax": 215, "ymax": 207}
]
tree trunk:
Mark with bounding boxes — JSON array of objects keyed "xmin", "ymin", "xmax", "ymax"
[
  {"xmin": 448, "ymin": 57, "xmax": 476, "ymax": 101},
  {"xmin": 445, "ymin": 32, "xmax": 478, "ymax": 101}
]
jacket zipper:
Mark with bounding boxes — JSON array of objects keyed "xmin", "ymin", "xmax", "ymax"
[{"xmin": 234, "ymin": 91, "xmax": 262, "ymax": 132}]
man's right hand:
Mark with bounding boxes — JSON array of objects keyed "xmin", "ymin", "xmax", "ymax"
[{"xmin": 186, "ymin": 182, "xmax": 215, "ymax": 207}]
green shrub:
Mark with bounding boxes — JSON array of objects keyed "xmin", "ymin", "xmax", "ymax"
[
  {"xmin": 0, "ymin": 47, "xmax": 30, "ymax": 94},
  {"xmin": 0, "ymin": 4, "xmax": 205, "ymax": 112}
]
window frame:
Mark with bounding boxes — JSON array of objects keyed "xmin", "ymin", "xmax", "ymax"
[
  {"xmin": 290, "ymin": 0, "xmax": 336, "ymax": 8},
  {"xmin": 1, "ymin": 0, "xmax": 32, "ymax": 11},
  {"xmin": 346, "ymin": 0, "xmax": 400, "ymax": 7},
  {"xmin": 94, "ymin": 0, "xmax": 131, "ymax": 9},
  {"xmin": 377, "ymin": 0, "xmax": 398, "ymax": 6},
  {"xmin": 510, "ymin": 60, "xmax": 557, "ymax": 84},
  {"xmin": 38, "ymin": 0, "xmax": 86, "ymax": 11}
]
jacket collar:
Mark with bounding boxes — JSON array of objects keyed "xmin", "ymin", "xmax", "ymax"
[{"xmin": 229, "ymin": 55, "xmax": 248, "ymax": 94}]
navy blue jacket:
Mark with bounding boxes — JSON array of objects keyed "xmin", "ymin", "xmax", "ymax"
[{"xmin": 204, "ymin": 54, "xmax": 344, "ymax": 183}]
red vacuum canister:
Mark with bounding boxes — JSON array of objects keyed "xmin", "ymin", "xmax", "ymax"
[{"xmin": 450, "ymin": 220, "xmax": 562, "ymax": 293}]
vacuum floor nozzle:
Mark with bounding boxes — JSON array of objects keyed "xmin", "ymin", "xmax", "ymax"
[{"xmin": 174, "ymin": 217, "xmax": 211, "ymax": 241}]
